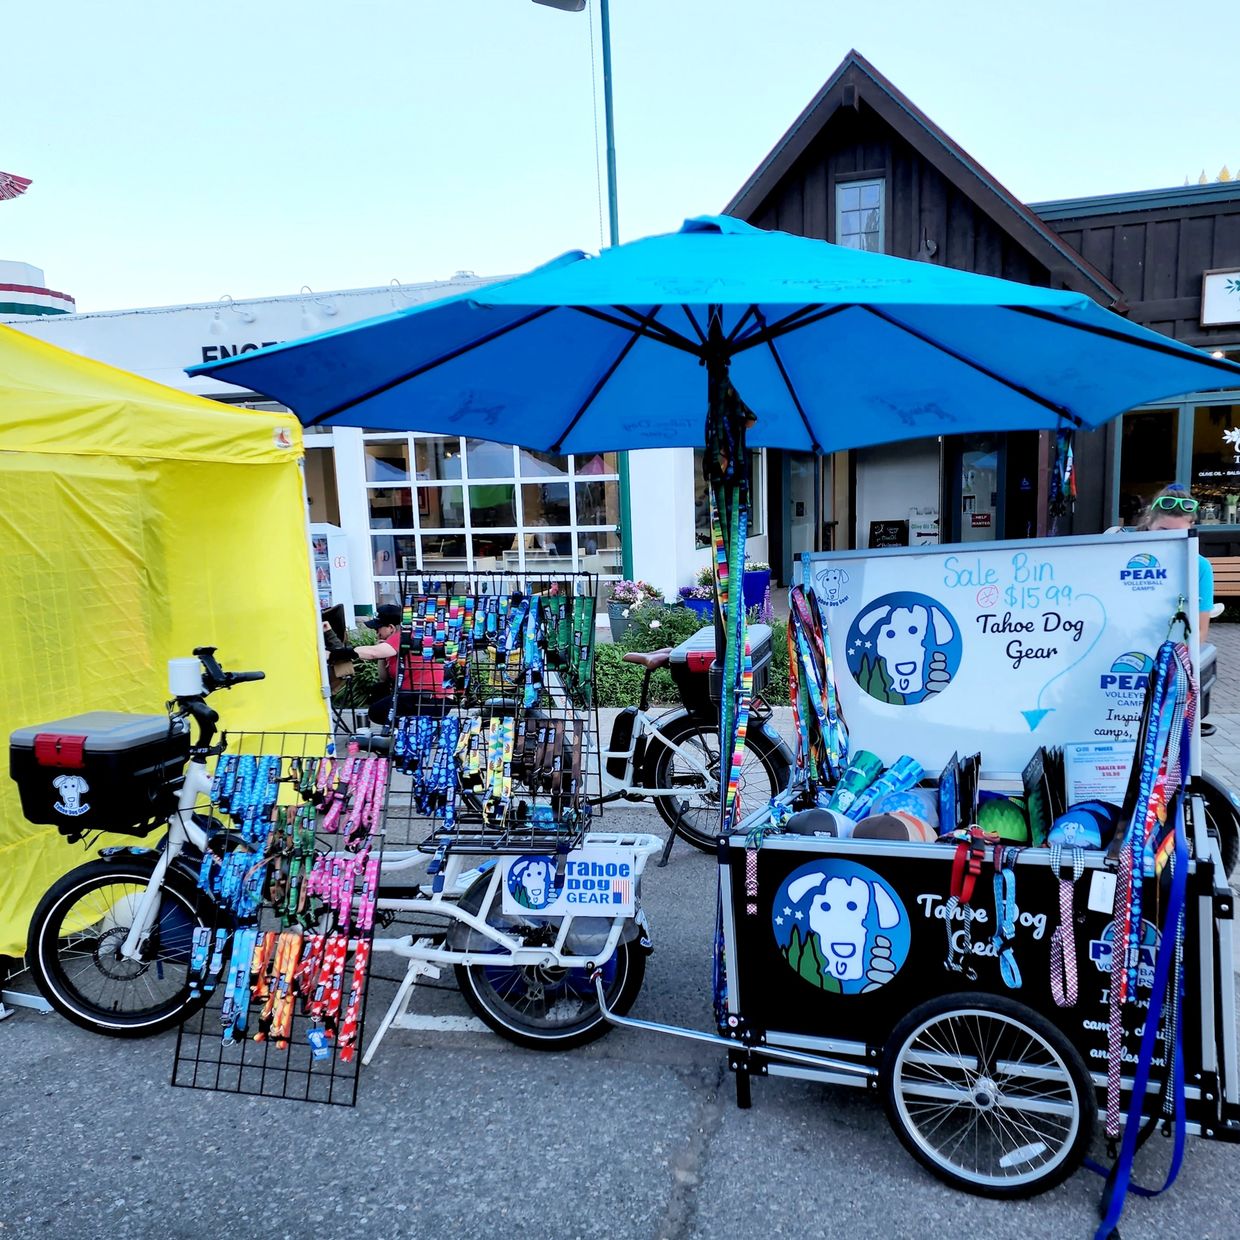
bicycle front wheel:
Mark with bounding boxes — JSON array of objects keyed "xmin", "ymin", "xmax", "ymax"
[
  {"xmin": 26, "ymin": 858, "xmax": 214, "ymax": 1037},
  {"xmin": 649, "ymin": 715, "xmax": 789, "ymax": 852}
]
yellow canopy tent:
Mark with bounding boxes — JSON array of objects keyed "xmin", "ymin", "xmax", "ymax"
[{"xmin": 0, "ymin": 324, "xmax": 327, "ymax": 957}]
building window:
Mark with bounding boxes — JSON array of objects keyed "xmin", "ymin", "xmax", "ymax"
[
  {"xmin": 1191, "ymin": 402, "xmax": 1240, "ymax": 524},
  {"xmin": 835, "ymin": 178, "xmax": 884, "ymax": 252},
  {"xmin": 1118, "ymin": 408, "xmax": 1178, "ymax": 526},
  {"xmin": 364, "ymin": 432, "xmax": 622, "ymax": 601},
  {"xmin": 1112, "ymin": 393, "xmax": 1240, "ymax": 527},
  {"xmin": 692, "ymin": 449, "xmax": 765, "ymax": 547}
]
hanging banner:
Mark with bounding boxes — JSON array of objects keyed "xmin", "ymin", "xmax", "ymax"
[{"xmin": 802, "ymin": 531, "xmax": 1196, "ymax": 774}]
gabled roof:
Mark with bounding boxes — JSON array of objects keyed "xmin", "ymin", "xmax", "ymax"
[{"xmin": 726, "ymin": 50, "xmax": 1124, "ymax": 308}]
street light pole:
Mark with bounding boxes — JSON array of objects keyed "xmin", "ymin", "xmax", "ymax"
[
  {"xmin": 534, "ymin": 0, "xmax": 633, "ymax": 577},
  {"xmin": 597, "ymin": 0, "xmax": 619, "ymax": 247}
]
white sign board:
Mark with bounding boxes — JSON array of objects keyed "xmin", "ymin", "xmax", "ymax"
[
  {"xmin": 1202, "ymin": 268, "xmax": 1240, "ymax": 327},
  {"xmin": 803, "ymin": 531, "xmax": 1197, "ymax": 775},
  {"xmin": 500, "ymin": 844, "xmax": 637, "ymax": 917}
]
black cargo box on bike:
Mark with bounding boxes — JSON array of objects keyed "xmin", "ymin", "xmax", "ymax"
[
  {"xmin": 668, "ymin": 623, "xmax": 773, "ymax": 722},
  {"xmin": 9, "ymin": 711, "xmax": 190, "ymax": 839}
]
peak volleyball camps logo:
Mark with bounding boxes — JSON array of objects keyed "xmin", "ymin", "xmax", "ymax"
[{"xmin": 1120, "ymin": 553, "xmax": 1167, "ymax": 593}]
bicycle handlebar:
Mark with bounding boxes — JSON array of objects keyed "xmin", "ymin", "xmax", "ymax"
[{"xmin": 191, "ymin": 646, "xmax": 265, "ymax": 695}]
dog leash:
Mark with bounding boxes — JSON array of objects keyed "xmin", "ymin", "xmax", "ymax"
[
  {"xmin": 991, "ymin": 845, "xmax": 1022, "ymax": 990},
  {"xmin": 1048, "ymin": 844, "xmax": 1086, "ymax": 1007},
  {"xmin": 943, "ymin": 828, "xmax": 987, "ymax": 980}
]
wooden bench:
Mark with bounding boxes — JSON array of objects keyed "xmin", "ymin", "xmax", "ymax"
[{"xmin": 1210, "ymin": 556, "xmax": 1240, "ymax": 599}]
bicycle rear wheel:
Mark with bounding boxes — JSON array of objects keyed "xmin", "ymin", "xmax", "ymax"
[
  {"xmin": 453, "ymin": 873, "xmax": 645, "ymax": 1050},
  {"xmin": 27, "ymin": 857, "xmax": 214, "ymax": 1037},
  {"xmin": 649, "ymin": 715, "xmax": 789, "ymax": 852}
]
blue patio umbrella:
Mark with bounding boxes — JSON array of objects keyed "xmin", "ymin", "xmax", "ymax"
[
  {"xmin": 191, "ymin": 215, "xmax": 1240, "ymax": 454},
  {"xmin": 193, "ymin": 214, "xmax": 1240, "ymax": 829}
]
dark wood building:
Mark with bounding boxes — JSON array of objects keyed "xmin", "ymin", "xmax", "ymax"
[{"xmin": 726, "ymin": 51, "xmax": 1240, "ymax": 579}]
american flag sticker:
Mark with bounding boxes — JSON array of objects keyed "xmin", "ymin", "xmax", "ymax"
[{"xmin": 611, "ymin": 879, "xmax": 632, "ymax": 905}]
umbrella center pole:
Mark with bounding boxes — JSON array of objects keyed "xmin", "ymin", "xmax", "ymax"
[{"xmin": 702, "ymin": 316, "xmax": 756, "ymax": 832}]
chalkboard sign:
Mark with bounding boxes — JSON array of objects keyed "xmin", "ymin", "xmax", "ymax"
[{"xmin": 868, "ymin": 520, "xmax": 909, "ymax": 549}]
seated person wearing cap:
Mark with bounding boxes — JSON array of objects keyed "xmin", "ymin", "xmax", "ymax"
[{"xmin": 350, "ymin": 603, "xmax": 405, "ymax": 724}]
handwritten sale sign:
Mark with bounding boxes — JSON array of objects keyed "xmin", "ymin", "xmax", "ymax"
[{"xmin": 803, "ymin": 531, "xmax": 1196, "ymax": 775}]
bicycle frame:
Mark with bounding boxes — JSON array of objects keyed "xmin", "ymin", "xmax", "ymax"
[
  {"xmin": 590, "ymin": 708, "xmax": 715, "ymax": 800},
  {"xmin": 116, "ymin": 756, "xmax": 212, "ymax": 961}
]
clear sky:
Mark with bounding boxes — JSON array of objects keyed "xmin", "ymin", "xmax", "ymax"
[{"xmin": 4, "ymin": 0, "xmax": 1237, "ymax": 312}]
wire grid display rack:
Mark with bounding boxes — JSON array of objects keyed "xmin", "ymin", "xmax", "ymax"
[
  {"xmin": 384, "ymin": 570, "xmax": 602, "ymax": 856},
  {"xmin": 171, "ymin": 732, "xmax": 387, "ymax": 1107}
]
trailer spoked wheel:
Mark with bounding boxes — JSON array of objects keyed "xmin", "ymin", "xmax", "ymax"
[{"xmin": 880, "ymin": 993, "xmax": 1094, "ymax": 1198}]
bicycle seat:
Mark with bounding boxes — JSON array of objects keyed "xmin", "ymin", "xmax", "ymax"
[{"xmin": 622, "ymin": 648, "xmax": 672, "ymax": 670}]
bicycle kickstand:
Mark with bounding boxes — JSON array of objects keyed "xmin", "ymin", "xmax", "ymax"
[{"xmin": 658, "ymin": 801, "xmax": 688, "ymax": 868}]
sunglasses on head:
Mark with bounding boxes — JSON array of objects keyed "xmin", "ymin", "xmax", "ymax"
[{"xmin": 1153, "ymin": 495, "xmax": 1199, "ymax": 513}]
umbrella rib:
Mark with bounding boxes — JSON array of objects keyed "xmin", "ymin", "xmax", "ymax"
[
  {"xmin": 570, "ymin": 306, "xmax": 701, "ymax": 355},
  {"xmin": 1008, "ymin": 304, "xmax": 1240, "ymax": 377},
  {"xmin": 731, "ymin": 304, "xmax": 852, "ymax": 352},
  {"xmin": 762, "ymin": 335, "xmax": 824, "ymax": 454},
  {"xmin": 725, "ymin": 306, "xmax": 757, "ymax": 345},
  {"xmin": 859, "ymin": 305, "xmax": 1085, "ymax": 427},
  {"xmin": 302, "ymin": 305, "xmax": 560, "ymax": 426},
  {"xmin": 550, "ymin": 307, "xmax": 664, "ymax": 453}
]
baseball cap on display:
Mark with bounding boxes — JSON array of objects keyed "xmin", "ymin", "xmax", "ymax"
[{"xmin": 364, "ymin": 603, "xmax": 403, "ymax": 630}]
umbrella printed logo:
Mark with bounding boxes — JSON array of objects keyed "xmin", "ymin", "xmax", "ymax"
[
  {"xmin": 772, "ymin": 859, "xmax": 910, "ymax": 994},
  {"xmin": 846, "ymin": 591, "xmax": 961, "ymax": 705},
  {"xmin": 506, "ymin": 855, "xmax": 563, "ymax": 911}
]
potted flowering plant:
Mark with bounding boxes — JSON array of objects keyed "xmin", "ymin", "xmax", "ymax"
[
  {"xmin": 607, "ymin": 579, "xmax": 662, "ymax": 640},
  {"xmin": 677, "ymin": 583, "xmax": 715, "ymax": 620}
]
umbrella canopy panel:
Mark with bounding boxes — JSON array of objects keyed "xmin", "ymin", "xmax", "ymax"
[{"xmin": 191, "ymin": 216, "xmax": 1240, "ymax": 455}]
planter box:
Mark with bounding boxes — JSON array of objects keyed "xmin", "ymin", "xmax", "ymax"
[
  {"xmin": 680, "ymin": 597, "xmax": 715, "ymax": 621},
  {"xmin": 607, "ymin": 601, "xmax": 633, "ymax": 642},
  {"xmin": 742, "ymin": 569, "xmax": 771, "ymax": 613}
]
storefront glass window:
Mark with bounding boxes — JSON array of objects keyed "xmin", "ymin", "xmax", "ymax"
[
  {"xmin": 575, "ymin": 479, "xmax": 618, "ymax": 528},
  {"xmin": 417, "ymin": 485, "xmax": 465, "ymax": 529},
  {"xmin": 469, "ymin": 483, "xmax": 517, "ymax": 526},
  {"xmin": 1118, "ymin": 408, "xmax": 1178, "ymax": 526},
  {"xmin": 523, "ymin": 482, "xmax": 571, "ymax": 526},
  {"xmin": 1191, "ymin": 403, "xmax": 1240, "ymax": 524},
  {"xmin": 364, "ymin": 440, "xmax": 409, "ymax": 483},
  {"xmin": 371, "ymin": 533, "xmax": 418, "ymax": 577},
  {"xmin": 363, "ymin": 433, "xmax": 623, "ymax": 587},
  {"xmin": 414, "ymin": 436, "xmax": 463, "ymax": 482},
  {"xmin": 577, "ymin": 529, "xmax": 623, "ymax": 572},
  {"xmin": 366, "ymin": 487, "xmax": 414, "ymax": 530},
  {"xmin": 465, "ymin": 439, "xmax": 516, "ymax": 479}
]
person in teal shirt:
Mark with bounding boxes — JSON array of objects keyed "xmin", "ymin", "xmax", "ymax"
[{"xmin": 1139, "ymin": 483, "xmax": 1219, "ymax": 734}]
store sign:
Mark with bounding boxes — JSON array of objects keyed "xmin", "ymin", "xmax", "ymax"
[
  {"xmin": 1201, "ymin": 268, "xmax": 1240, "ymax": 327},
  {"xmin": 199, "ymin": 341, "xmax": 280, "ymax": 364}
]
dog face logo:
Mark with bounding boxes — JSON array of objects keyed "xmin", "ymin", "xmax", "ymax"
[
  {"xmin": 772, "ymin": 860, "xmax": 910, "ymax": 994},
  {"xmin": 506, "ymin": 855, "xmax": 562, "ymax": 911},
  {"xmin": 52, "ymin": 774, "xmax": 91, "ymax": 817},
  {"xmin": 812, "ymin": 567, "xmax": 850, "ymax": 607},
  {"xmin": 845, "ymin": 590, "xmax": 961, "ymax": 705}
]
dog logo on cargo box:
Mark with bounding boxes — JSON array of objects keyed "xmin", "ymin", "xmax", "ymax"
[
  {"xmin": 772, "ymin": 860, "xmax": 910, "ymax": 994},
  {"xmin": 52, "ymin": 774, "xmax": 91, "ymax": 817}
]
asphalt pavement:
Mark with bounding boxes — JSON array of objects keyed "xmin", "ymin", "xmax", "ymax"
[{"xmin": 5, "ymin": 652, "xmax": 1240, "ymax": 1239}]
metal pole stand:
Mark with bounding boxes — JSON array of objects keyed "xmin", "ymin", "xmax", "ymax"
[{"xmin": 362, "ymin": 938, "xmax": 485, "ymax": 1065}]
